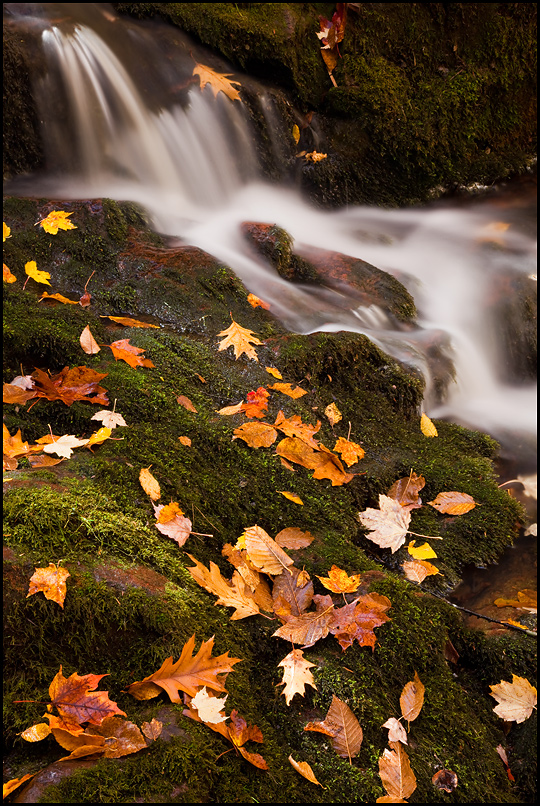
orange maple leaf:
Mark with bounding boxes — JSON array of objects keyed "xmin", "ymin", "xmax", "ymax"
[
  {"xmin": 317, "ymin": 564, "xmax": 362, "ymax": 594},
  {"xmin": 329, "ymin": 593, "xmax": 392, "ymax": 651},
  {"xmin": 27, "ymin": 563, "xmax": 70, "ymax": 608},
  {"xmin": 241, "ymin": 387, "xmax": 269, "ymax": 418},
  {"xmin": 38, "ymin": 210, "xmax": 77, "ymax": 235},
  {"xmin": 45, "ymin": 666, "xmax": 126, "ymax": 734},
  {"xmin": 31, "ymin": 366, "xmax": 109, "ymax": 407},
  {"xmin": 109, "ymin": 339, "xmax": 155, "ymax": 369}
]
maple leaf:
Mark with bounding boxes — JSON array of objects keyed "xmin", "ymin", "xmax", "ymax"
[
  {"xmin": 268, "ymin": 382, "xmax": 307, "ymax": 399},
  {"xmin": 242, "ymin": 524, "xmax": 295, "ymax": 576},
  {"xmin": 378, "ymin": 741, "xmax": 417, "ymax": 802},
  {"xmin": 127, "ymin": 634, "xmax": 241, "ymax": 701},
  {"xmin": 80, "ymin": 325, "xmax": 100, "ymax": 355},
  {"xmin": 274, "ymin": 527, "xmax": 315, "ymax": 549},
  {"xmin": 139, "ymin": 467, "xmax": 161, "ymax": 500},
  {"xmin": 272, "ymin": 565, "xmax": 314, "ymax": 619},
  {"xmin": 489, "ymin": 675, "xmax": 537, "ymax": 723},
  {"xmin": 192, "ymin": 62, "xmax": 241, "ymax": 101},
  {"xmin": 279, "ymin": 491, "xmax": 304, "ymax": 505},
  {"xmin": 242, "ymin": 387, "xmax": 270, "ymax": 418},
  {"xmin": 217, "ymin": 320, "xmax": 262, "ymax": 361},
  {"xmin": 276, "ymin": 436, "xmax": 353, "ymax": 486},
  {"xmin": 420, "ymin": 412, "xmax": 438, "ymax": 437},
  {"xmin": 101, "ymin": 315, "xmax": 159, "ymax": 328},
  {"xmin": 233, "ymin": 421, "xmax": 278, "ymax": 448},
  {"xmin": 278, "ymin": 649, "xmax": 318, "ymax": 705},
  {"xmin": 329, "ymin": 593, "xmax": 392, "ymax": 651},
  {"xmin": 38, "ymin": 210, "xmax": 77, "ymax": 234},
  {"xmin": 428, "ymin": 491, "xmax": 476, "ymax": 515},
  {"xmin": 109, "ymin": 339, "xmax": 155, "ymax": 368},
  {"xmin": 24, "ymin": 260, "xmax": 51, "ymax": 286},
  {"xmin": 41, "ymin": 434, "xmax": 89, "ymax": 459},
  {"xmin": 46, "ymin": 666, "xmax": 126, "ymax": 734},
  {"xmin": 91, "ymin": 409, "xmax": 128, "ymax": 429},
  {"xmin": 40, "ymin": 291, "xmax": 79, "ymax": 305},
  {"xmin": 273, "ymin": 594, "xmax": 335, "ymax": 648},
  {"xmin": 400, "ymin": 672, "xmax": 425, "ymax": 723},
  {"xmin": 387, "ymin": 472, "xmax": 425, "ymax": 510},
  {"xmin": 4, "ymin": 264, "xmax": 17, "ymax": 283},
  {"xmin": 31, "ymin": 366, "xmax": 109, "ymax": 406},
  {"xmin": 358, "ymin": 494, "xmax": 412, "ymax": 552},
  {"xmin": 186, "ymin": 554, "xmax": 261, "ymax": 619},
  {"xmin": 382, "ymin": 717, "xmax": 408, "ymax": 745},
  {"xmin": 317, "ymin": 565, "xmax": 362, "ymax": 594},
  {"xmin": 288, "ymin": 755, "xmax": 325, "ymax": 787},
  {"xmin": 333, "ymin": 436, "xmax": 365, "ymax": 466},
  {"xmin": 3, "ymin": 425, "xmax": 42, "ymax": 466},
  {"xmin": 274, "ymin": 411, "xmax": 321, "ymax": 448},
  {"xmin": 153, "ymin": 502, "xmax": 193, "ymax": 547},
  {"xmin": 27, "ymin": 563, "xmax": 70, "ymax": 608},
  {"xmin": 325, "ymin": 402, "xmax": 342, "ymax": 426},
  {"xmin": 190, "ymin": 687, "xmax": 228, "ymax": 724},
  {"xmin": 305, "ymin": 694, "xmax": 363, "ymax": 763}
]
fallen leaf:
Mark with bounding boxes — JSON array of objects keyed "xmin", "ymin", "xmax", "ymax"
[
  {"xmin": 420, "ymin": 413, "xmax": 438, "ymax": 437},
  {"xmin": 304, "ymin": 151, "xmax": 328, "ymax": 162},
  {"xmin": 27, "ymin": 454, "xmax": 66, "ymax": 468},
  {"xmin": 46, "ymin": 666, "xmax": 126, "ymax": 734},
  {"xmin": 233, "ymin": 422, "xmax": 278, "ymax": 448},
  {"xmin": 21, "ymin": 723, "xmax": 52, "ymax": 742},
  {"xmin": 221, "ymin": 544, "xmax": 274, "ymax": 612},
  {"xmin": 292, "ymin": 124, "xmax": 301, "ymax": 144},
  {"xmin": 248, "ymin": 293, "xmax": 270, "ymax": 310},
  {"xmin": 400, "ymin": 671, "xmax": 425, "ymax": 723},
  {"xmin": 489, "ymin": 675, "xmax": 537, "ymax": 723},
  {"xmin": 178, "ymin": 436, "xmax": 192, "ymax": 446},
  {"xmin": 3, "ymin": 222, "xmax": 12, "ymax": 241},
  {"xmin": 333, "ymin": 436, "xmax": 365, "ymax": 466},
  {"xmin": 274, "ymin": 411, "xmax": 321, "ymax": 448},
  {"xmin": 387, "ymin": 472, "xmax": 425, "ymax": 510},
  {"xmin": 3, "ymin": 382, "xmax": 38, "ymax": 405},
  {"xmin": 91, "ymin": 409, "xmax": 128, "ymax": 429},
  {"xmin": 54, "ymin": 716, "xmax": 147, "ymax": 760},
  {"xmin": 329, "ymin": 593, "xmax": 392, "ymax": 651},
  {"xmin": 190, "ymin": 687, "xmax": 228, "ymax": 724},
  {"xmin": 177, "ymin": 395, "xmax": 197, "ymax": 412},
  {"xmin": 273, "ymin": 594, "xmax": 335, "ymax": 647},
  {"xmin": 493, "ymin": 589, "xmax": 537, "ymax": 612},
  {"xmin": 407, "ymin": 540, "xmax": 437, "ymax": 560},
  {"xmin": 27, "ymin": 563, "xmax": 70, "ymax": 608},
  {"xmin": 358, "ymin": 494, "xmax": 412, "ymax": 552},
  {"xmin": 3, "ymin": 263, "xmax": 17, "ymax": 283},
  {"xmin": 265, "ymin": 366, "xmax": 282, "ymax": 379},
  {"xmin": 241, "ymin": 387, "xmax": 269, "ymax": 418},
  {"xmin": 276, "ymin": 436, "xmax": 353, "ymax": 486},
  {"xmin": 141, "ymin": 718, "xmax": 163, "ymax": 742},
  {"xmin": 432, "ymin": 769, "xmax": 458, "ymax": 792},
  {"xmin": 274, "ymin": 527, "xmax": 315, "ymax": 549},
  {"xmin": 402, "ymin": 559, "xmax": 440, "ymax": 583},
  {"xmin": 496, "ymin": 744, "xmax": 515, "ymax": 782},
  {"xmin": 317, "ymin": 565, "xmax": 362, "ymax": 594},
  {"xmin": 101, "ymin": 315, "xmax": 160, "ymax": 328},
  {"xmin": 325, "ymin": 402, "xmax": 342, "ymax": 426},
  {"xmin": 139, "ymin": 467, "xmax": 161, "ymax": 500},
  {"xmin": 305, "ymin": 694, "xmax": 363, "ymax": 762},
  {"xmin": 193, "ymin": 62, "xmax": 241, "ymax": 101},
  {"xmin": 24, "ymin": 260, "xmax": 51, "ymax": 286},
  {"xmin": 31, "ymin": 366, "xmax": 109, "ymax": 406},
  {"xmin": 153, "ymin": 502, "xmax": 193, "ymax": 547},
  {"xmin": 382, "ymin": 717, "xmax": 408, "ymax": 745},
  {"xmin": 378, "ymin": 741, "xmax": 417, "ymax": 802},
  {"xmin": 428, "ymin": 491, "xmax": 476, "ymax": 515},
  {"xmin": 42, "ymin": 434, "xmax": 89, "ymax": 458},
  {"xmin": 3, "ymin": 424, "xmax": 42, "ymax": 464},
  {"xmin": 278, "ymin": 648, "xmax": 318, "ymax": 705},
  {"xmin": 40, "ymin": 291, "xmax": 79, "ymax": 304},
  {"xmin": 186, "ymin": 554, "xmax": 261, "ymax": 620},
  {"xmin": 217, "ymin": 401, "xmax": 245, "ymax": 416},
  {"xmin": 217, "ymin": 319, "xmax": 262, "ymax": 361},
  {"xmin": 272, "ymin": 565, "xmax": 314, "ymax": 619},
  {"xmin": 268, "ymin": 382, "xmax": 307, "ymax": 399},
  {"xmin": 127, "ymin": 634, "xmax": 241, "ymax": 701},
  {"xmin": 184, "ymin": 702, "xmax": 268, "ymax": 769},
  {"xmin": 38, "ymin": 210, "xmax": 77, "ymax": 234},
  {"xmin": 109, "ymin": 339, "xmax": 155, "ymax": 368},
  {"xmin": 242, "ymin": 524, "xmax": 294, "ymax": 576},
  {"xmin": 79, "ymin": 290, "xmax": 92, "ymax": 308},
  {"xmin": 3, "ymin": 774, "xmax": 36, "ymax": 799},
  {"xmin": 288, "ymin": 755, "xmax": 325, "ymax": 787},
  {"xmin": 80, "ymin": 325, "xmax": 101, "ymax": 355},
  {"xmin": 278, "ymin": 491, "xmax": 304, "ymax": 505}
]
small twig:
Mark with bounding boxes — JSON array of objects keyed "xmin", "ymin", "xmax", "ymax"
[{"xmin": 422, "ymin": 587, "xmax": 537, "ymax": 637}]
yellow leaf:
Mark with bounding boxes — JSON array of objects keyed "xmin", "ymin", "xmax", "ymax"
[
  {"xmin": 242, "ymin": 524, "xmax": 294, "ymax": 576},
  {"xmin": 86, "ymin": 427, "xmax": 112, "ymax": 448},
  {"xmin": 192, "ymin": 62, "xmax": 241, "ymax": 101},
  {"xmin": 40, "ymin": 291, "xmax": 79, "ymax": 304},
  {"xmin": 38, "ymin": 210, "xmax": 77, "ymax": 234},
  {"xmin": 3, "ymin": 774, "xmax": 36, "ymax": 799},
  {"xmin": 324, "ymin": 402, "xmax": 342, "ymax": 426},
  {"xmin": 156, "ymin": 501, "xmax": 185, "ymax": 523},
  {"xmin": 317, "ymin": 564, "xmax": 362, "ymax": 594},
  {"xmin": 378, "ymin": 741, "xmax": 417, "ymax": 801},
  {"xmin": 186, "ymin": 554, "xmax": 261, "ymax": 620},
  {"xmin": 490, "ymin": 675, "xmax": 537, "ymax": 723},
  {"xmin": 289, "ymin": 755, "xmax": 325, "ymax": 787},
  {"xmin": 333, "ymin": 436, "xmax": 365, "ymax": 466},
  {"xmin": 400, "ymin": 671, "xmax": 425, "ymax": 723},
  {"xmin": 3, "ymin": 263, "xmax": 17, "ymax": 283},
  {"xmin": 428, "ymin": 491, "xmax": 476, "ymax": 515},
  {"xmin": 265, "ymin": 366, "xmax": 283, "ymax": 379},
  {"xmin": 217, "ymin": 320, "xmax": 262, "ymax": 362},
  {"xmin": 24, "ymin": 261, "xmax": 51, "ymax": 286},
  {"xmin": 3, "ymin": 222, "xmax": 12, "ymax": 241},
  {"xmin": 278, "ymin": 491, "xmax": 304, "ymax": 505},
  {"xmin": 407, "ymin": 540, "xmax": 437, "ymax": 560},
  {"xmin": 21, "ymin": 723, "xmax": 52, "ymax": 742},
  {"xmin": 101, "ymin": 315, "xmax": 159, "ymax": 328},
  {"xmin": 139, "ymin": 467, "xmax": 161, "ymax": 500},
  {"xmin": 190, "ymin": 687, "xmax": 228, "ymax": 724},
  {"xmin": 420, "ymin": 413, "xmax": 438, "ymax": 437},
  {"xmin": 304, "ymin": 151, "xmax": 328, "ymax": 162},
  {"xmin": 27, "ymin": 563, "xmax": 71, "ymax": 608},
  {"xmin": 292, "ymin": 125, "xmax": 300, "ymax": 145},
  {"xmin": 268, "ymin": 382, "xmax": 307, "ymax": 399},
  {"xmin": 80, "ymin": 325, "xmax": 101, "ymax": 355}
]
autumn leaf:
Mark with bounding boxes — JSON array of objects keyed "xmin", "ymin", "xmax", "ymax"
[
  {"xmin": 276, "ymin": 436, "xmax": 353, "ymax": 486},
  {"xmin": 41, "ymin": 433, "xmax": 89, "ymax": 459},
  {"xmin": 387, "ymin": 472, "xmax": 425, "ymax": 510},
  {"xmin": 27, "ymin": 563, "xmax": 70, "ymax": 608},
  {"xmin": 496, "ymin": 745, "xmax": 515, "ymax": 782},
  {"xmin": 432, "ymin": 769, "xmax": 458, "ymax": 792},
  {"xmin": 279, "ymin": 491, "xmax": 304, "ymax": 505},
  {"xmin": 358, "ymin": 494, "xmax": 412, "ymax": 552},
  {"xmin": 190, "ymin": 687, "xmax": 228, "ymax": 724},
  {"xmin": 27, "ymin": 454, "xmax": 66, "ymax": 468},
  {"xmin": 91, "ymin": 409, "xmax": 128, "ymax": 429},
  {"xmin": 274, "ymin": 527, "xmax": 315, "ymax": 550},
  {"xmin": 40, "ymin": 291, "xmax": 79, "ymax": 304},
  {"xmin": 139, "ymin": 467, "xmax": 161, "ymax": 500},
  {"xmin": 179, "ymin": 436, "xmax": 192, "ymax": 447},
  {"xmin": 21, "ymin": 722, "xmax": 52, "ymax": 742},
  {"xmin": 153, "ymin": 502, "xmax": 193, "ymax": 547},
  {"xmin": 127, "ymin": 634, "xmax": 242, "ymax": 701},
  {"xmin": 217, "ymin": 319, "xmax": 262, "ymax": 362},
  {"xmin": 38, "ymin": 210, "xmax": 77, "ymax": 234},
  {"xmin": 186, "ymin": 554, "xmax": 261, "ymax": 619},
  {"xmin": 141, "ymin": 718, "xmax": 163, "ymax": 742},
  {"xmin": 407, "ymin": 540, "xmax": 436, "ymax": 560},
  {"xmin": 3, "ymin": 221, "xmax": 12, "ymax": 241},
  {"xmin": 221, "ymin": 544, "xmax": 274, "ymax": 612},
  {"xmin": 3, "ymin": 380, "xmax": 37, "ymax": 405},
  {"xmin": 400, "ymin": 672, "xmax": 425, "ymax": 723},
  {"xmin": 489, "ymin": 675, "xmax": 537, "ymax": 723},
  {"xmin": 31, "ymin": 366, "xmax": 109, "ymax": 406},
  {"xmin": 101, "ymin": 315, "xmax": 159, "ymax": 328},
  {"xmin": 317, "ymin": 564, "xmax": 362, "ymax": 594},
  {"xmin": 177, "ymin": 395, "xmax": 197, "ymax": 412},
  {"xmin": 248, "ymin": 293, "xmax": 270, "ymax": 310},
  {"xmin": 3, "ymin": 263, "xmax": 17, "ymax": 283},
  {"xmin": 193, "ymin": 62, "xmax": 241, "ymax": 101},
  {"xmin": 493, "ymin": 589, "xmax": 537, "ymax": 611},
  {"xmin": 24, "ymin": 260, "xmax": 51, "ymax": 286},
  {"xmin": 329, "ymin": 593, "xmax": 392, "ymax": 651},
  {"xmin": 378, "ymin": 741, "xmax": 417, "ymax": 802},
  {"xmin": 265, "ymin": 366, "xmax": 282, "ymax": 379},
  {"xmin": 428, "ymin": 491, "xmax": 476, "ymax": 515},
  {"xmin": 80, "ymin": 325, "xmax": 101, "ymax": 355},
  {"xmin": 184, "ymin": 702, "xmax": 268, "ymax": 769},
  {"xmin": 268, "ymin": 382, "xmax": 307, "ymax": 399},
  {"xmin": 3, "ymin": 774, "xmax": 36, "ymax": 799},
  {"xmin": 304, "ymin": 151, "xmax": 328, "ymax": 163},
  {"xmin": 325, "ymin": 402, "xmax": 342, "ymax": 426},
  {"xmin": 273, "ymin": 594, "xmax": 335, "ymax": 648},
  {"xmin": 233, "ymin": 421, "xmax": 278, "ymax": 448},
  {"xmin": 217, "ymin": 401, "xmax": 245, "ymax": 416},
  {"xmin": 242, "ymin": 524, "xmax": 295, "ymax": 576},
  {"xmin": 3, "ymin": 424, "xmax": 42, "ymax": 466},
  {"xmin": 333, "ymin": 436, "xmax": 365, "ymax": 466},
  {"xmin": 402, "ymin": 559, "xmax": 440, "ymax": 583},
  {"xmin": 46, "ymin": 666, "xmax": 126, "ymax": 734},
  {"xmin": 109, "ymin": 339, "xmax": 155, "ymax": 368},
  {"xmin": 420, "ymin": 412, "xmax": 438, "ymax": 437},
  {"xmin": 278, "ymin": 649, "xmax": 318, "ymax": 705},
  {"xmin": 288, "ymin": 755, "xmax": 325, "ymax": 787},
  {"xmin": 272, "ymin": 565, "xmax": 314, "ymax": 619},
  {"xmin": 242, "ymin": 387, "xmax": 269, "ymax": 418},
  {"xmin": 305, "ymin": 694, "xmax": 363, "ymax": 763},
  {"xmin": 382, "ymin": 717, "xmax": 408, "ymax": 745},
  {"xmin": 274, "ymin": 411, "xmax": 321, "ymax": 448}
]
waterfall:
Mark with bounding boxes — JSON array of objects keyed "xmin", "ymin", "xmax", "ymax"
[{"xmin": 4, "ymin": 2, "xmax": 536, "ymax": 455}]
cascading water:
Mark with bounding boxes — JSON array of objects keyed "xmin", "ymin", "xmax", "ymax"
[{"xmin": 4, "ymin": 3, "xmax": 537, "ymax": 465}]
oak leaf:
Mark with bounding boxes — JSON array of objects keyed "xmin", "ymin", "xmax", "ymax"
[
  {"xmin": 109, "ymin": 339, "xmax": 155, "ymax": 368},
  {"xmin": 3, "ymin": 424, "xmax": 42, "ymax": 464},
  {"xmin": 400, "ymin": 672, "xmax": 425, "ymax": 723},
  {"xmin": 274, "ymin": 411, "xmax": 321, "ymax": 448},
  {"xmin": 387, "ymin": 472, "xmax": 425, "ymax": 510},
  {"xmin": 101, "ymin": 315, "xmax": 159, "ymax": 328},
  {"xmin": 186, "ymin": 554, "xmax": 261, "ymax": 619},
  {"xmin": 268, "ymin": 382, "xmax": 307, "ymax": 399},
  {"xmin": 221, "ymin": 544, "xmax": 274, "ymax": 611},
  {"xmin": 79, "ymin": 325, "xmax": 101, "ymax": 355},
  {"xmin": 38, "ymin": 210, "xmax": 77, "ymax": 234},
  {"xmin": 24, "ymin": 260, "xmax": 51, "ymax": 285},
  {"xmin": 317, "ymin": 564, "xmax": 362, "ymax": 594},
  {"xmin": 3, "ymin": 264, "xmax": 17, "ymax": 283},
  {"xmin": 358, "ymin": 494, "xmax": 411, "ymax": 552},
  {"xmin": 139, "ymin": 467, "xmax": 161, "ymax": 500},
  {"xmin": 274, "ymin": 527, "xmax": 315, "ymax": 549},
  {"xmin": 91, "ymin": 409, "xmax": 128, "ymax": 429},
  {"xmin": 420, "ymin": 413, "xmax": 438, "ymax": 437},
  {"xmin": 428, "ymin": 491, "xmax": 476, "ymax": 515},
  {"xmin": 382, "ymin": 717, "xmax": 408, "ymax": 745},
  {"xmin": 233, "ymin": 421, "xmax": 278, "ymax": 448},
  {"xmin": 127, "ymin": 634, "xmax": 241, "ymax": 701},
  {"xmin": 489, "ymin": 675, "xmax": 537, "ymax": 723},
  {"xmin": 278, "ymin": 649, "xmax": 318, "ymax": 705},
  {"xmin": 31, "ymin": 366, "xmax": 109, "ymax": 406},
  {"xmin": 333, "ymin": 436, "xmax": 365, "ymax": 466},
  {"xmin": 273, "ymin": 594, "xmax": 335, "ymax": 647},
  {"xmin": 288, "ymin": 755, "xmax": 325, "ymax": 787},
  {"xmin": 217, "ymin": 319, "xmax": 261, "ymax": 361},
  {"xmin": 27, "ymin": 563, "xmax": 70, "ymax": 608},
  {"xmin": 46, "ymin": 666, "xmax": 126, "ymax": 734},
  {"xmin": 305, "ymin": 694, "xmax": 363, "ymax": 762},
  {"xmin": 378, "ymin": 741, "xmax": 417, "ymax": 802},
  {"xmin": 192, "ymin": 62, "xmax": 241, "ymax": 101}
]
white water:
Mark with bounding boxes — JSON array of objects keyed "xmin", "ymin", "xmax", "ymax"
[{"xmin": 5, "ymin": 3, "xmax": 537, "ymax": 452}]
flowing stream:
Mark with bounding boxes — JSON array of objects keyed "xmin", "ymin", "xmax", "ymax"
[{"xmin": 5, "ymin": 4, "xmax": 537, "ymax": 595}]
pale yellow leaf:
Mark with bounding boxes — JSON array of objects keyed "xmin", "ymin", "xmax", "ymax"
[
  {"xmin": 242, "ymin": 524, "xmax": 294, "ymax": 575},
  {"xmin": 139, "ymin": 467, "xmax": 161, "ymax": 500},
  {"xmin": 278, "ymin": 649, "xmax": 318, "ymax": 705},
  {"xmin": 288, "ymin": 755, "xmax": 325, "ymax": 787},
  {"xmin": 358, "ymin": 494, "xmax": 411, "ymax": 553},
  {"xmin": 489, "ymin": 675, "xmax": 537, "ymax": 723},
  {"xmin": 420, "ymin": 413, "xmax": 438, "ymax": 437},
  {"xmin": 80, "ymin": 325, "xmax": 101, "ymax": 355},
  {"xmin": 382, "ymin": 717, "xmax": 408, "ymax": 745},
  {"xmin": 193, "ymin": 62, "xmax": 241, "ymax": 101},
  {"xmin": 190, "ymin": 687, "xmax": 228, "ymax": 724},
  {"xmin": 378, "ymin": 741, "xmax": 417, "ymax": 801}
]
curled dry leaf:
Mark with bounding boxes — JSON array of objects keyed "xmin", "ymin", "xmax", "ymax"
[
  {"xmin": 186, "ymin": 554, "xmax": 261, "ymax": 620},
  {"xmin": 278, "ymin": 649, "xmax": 318, "ymax": 705},
  {"xmin": 40, "ymin": 291, "xmax": 78, "ymax": 304},
  {"xmin": 31, "ymin": 366, "xmax": 109, "ymax": 406},
  {"xmin": 329, "ymin": 592, "xmax": 392, "ymax": 652},
  {"xmin": 274, "ymin": 410, "xmax": 321, "ymax": 448},
  {"xmin": 242, "ymin": 387, "xmax": 269, "ymax": 418},
  {"xmin": 27, "ymin": 563, "xmax": 70, "ymax": 608},
  {"xmin": 428, "ymin": 491, "xmax": 476, "ymax": 515},
  {"xmin": 288, "ymin": 755, "xmax": 325, "ymax": 787},
  {"xmin": 141, "ymin": 718, "xmax": 163, "ymax": 742},
  {"xmin": 382, "ymin": 717, "xmax": 408, "ymax": 745},
  {"xmin": 387, "ymin": 472, "xmax": 425, "ymax": 510},
  {"xmin": 400, "ymin": 671, "xmax": 425, "ymax": 723},
  {"xmin": 489, "ymin": 675, "xmax": 537, "ymax": 723},
  {"xmin": 139, "ymin": 467, "xmax": 161, "ymax": 500},
  {"xmin": 272, "ymin": 565, "xmax": 314, "ymax": 619},
  {"xmin": 432, "ymin": 769, "xmax": 458, "ymax": 792},
  {"xmin": 305, "ymin": 694, "xmax": 363, "ymax": 763},
  {"xmin": 273, "ymin": 594, "xmax": 335, "ymax": 648}
]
